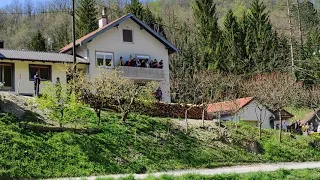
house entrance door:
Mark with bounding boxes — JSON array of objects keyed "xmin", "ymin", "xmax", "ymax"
[{"xmin": 0, "ymin": 63, "xmax": 13, "ymax": 89}]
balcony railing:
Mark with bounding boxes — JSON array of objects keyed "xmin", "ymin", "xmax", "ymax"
[{"xmin": 117, "ymin": 66, "xmax": 165, "ymax": 81}]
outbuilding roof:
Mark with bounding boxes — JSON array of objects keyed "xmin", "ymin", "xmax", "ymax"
[
  {"xmin": 60, "ymin": 13, "xmax": 178, "ymax": 54},
  {"xmin": 207, "ymin": 97, "xmax": 254, "ymax": 114},
  {"xmin": 301, "ymin": 109, "xmax": 320, "ymax": 124},
  {"xmin": 0, "ymin": 49, "xmax": 89, "ymax": 64}
]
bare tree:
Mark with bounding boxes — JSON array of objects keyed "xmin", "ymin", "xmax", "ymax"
[{"xmin": 245, "ymin": 72, "xmax": 301, "ymax": 142}]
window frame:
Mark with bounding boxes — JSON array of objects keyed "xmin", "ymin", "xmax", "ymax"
[
  {"xmin": 29, "ymin": 64, "xmax": 52, "ymax": 81},
  {"xmin": 122, "ymin": 29, "xmax": 134, "ymax": 43},
  {"xmin": 0, "ymin": 62, "xmax": 14, "ymax": 89},
  {"xmin": 95, "ymin": 51, "xmax": 114, "ymax": 68}
]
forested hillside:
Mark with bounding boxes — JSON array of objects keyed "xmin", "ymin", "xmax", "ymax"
[{"xmin": 0, "ymin": 0, "xmax": 320, "ymax": 103}]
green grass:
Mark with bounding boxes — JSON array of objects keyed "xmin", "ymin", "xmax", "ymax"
[
  {"xmin": 0, "ymin": 112, "xmax": 320, "ymax": 179},
  {"xmin": 97, "ymin": 169, "xmax": 320, "ymax": 180}
]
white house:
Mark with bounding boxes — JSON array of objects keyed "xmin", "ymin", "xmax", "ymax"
[
  {"xmin": 60, "ymin": 13, "xmax": 178, "ymax": 102},
  {"xmin": 0, "ymin": 12, "xmax": 178, "ymax": 102},
  {"xmin": 207, "ymin": 97, "xmax": 275, "ymax": 129}
]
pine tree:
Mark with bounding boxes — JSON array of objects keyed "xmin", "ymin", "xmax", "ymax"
[
  {"xmin": 245, "ymin": 0, "xmax": 287, "ymax": 73},
  {"xmin": 192, "ymin": 0, "xmax": 221, "ymax": 70},
  {"xmin": 76, "ymin": 0, "xmax": 98, "ymax": 38},
  {"xmin": 220, "ymin": 9, "xmax": 245, "ymax": 74},
  {"xmin": 125, "ymin": 0, "xmax": 166, "ymax": 38},
  {"xmin": 297, "ymin": 28, "xmax": 320, "ymax": 85},
  {"xmin": 125, "ymin": 0, "xmax": 145, "ymax": 20},
  {"xmin": 28, "ymin": 30, "xmax": 46, "ymax": 51}
]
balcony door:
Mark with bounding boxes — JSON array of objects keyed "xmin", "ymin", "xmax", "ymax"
[{"xmin": 0, "ymin": 63, "xmax": 14, "ymax": 89}]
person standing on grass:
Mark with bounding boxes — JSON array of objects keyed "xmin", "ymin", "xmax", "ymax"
[
  {"xmin": 155, "ymin": 87, "xmax": 162, "ymax": 101},
  {"xmin": 34, "ymin": 72, "xmax": 41, "ymax": 97},
  {"xmin": 55, "ymin": 77, "xmax": 62, "ymax": 101},
  {"xmin": 282, "ymin": 120, "xmax": 287, "ymax": 132}
]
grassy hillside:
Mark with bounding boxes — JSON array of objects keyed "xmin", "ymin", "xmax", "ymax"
[{"xmin": 0, "ymin": 112, "xmax": 320, "ymax": 179}]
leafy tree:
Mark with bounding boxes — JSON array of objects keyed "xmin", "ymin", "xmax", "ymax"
[
  {"xmin": 76, "ymin": 0, "xmax": 98, "ymax": 38},
  {"xmin": 192, "ymin": 0, "xmax": 221, "ymax": 70},
  {"xmin": 36, "ymin": 82, "xmax": 89, "ymax": 128},
  {"xmin": 75, "ymin": 70, "xmax": 157, "ymax": 122},
  {"xmin": 28, "ymin": 30, "xmax": 46, "ymax": 51}
]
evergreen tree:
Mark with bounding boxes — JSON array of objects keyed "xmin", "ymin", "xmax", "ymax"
[
  {"xmin": 192, "ymin": 0, "xmax": 221, "ymax": 70},
  {"xmin": 76, "ymin": 0, "xmax": 98, "ymax": 38},
  {"xmin": 220, "ymin": 9, "xmax": 246, "ymax": 74},
  {"xmin": 125, "ymin": 0, "xmax": 145, "ymax": 20},
  {"xmin": 28, "ymin": 30, "xmax": 46, "ymax": 51},
  {"xmin": 125, "ymin": 0, "xmax": 166, "ymax": 38},
  {"xmin": 297, "ymin": 28, "xmax": 320, "ymax": 85},
  {"xmin": 245, "ymin": 0, "xmax": 288, "ymax": 73}
]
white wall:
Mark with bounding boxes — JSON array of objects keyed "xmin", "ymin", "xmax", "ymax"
[
  {"xmin": 76, "ymin": 18, "xmax": 171, "ymax": 102},
  {"xmin": 215, "ymin": 101, "xmax": 274, "ymax": 129},
  {"xmin": 237, "ymin": 101, "xmax": 273, "ymax": 129},
  {"xmin": 1, "ymin": 60, "xmax": 86, "ymax": 95}
]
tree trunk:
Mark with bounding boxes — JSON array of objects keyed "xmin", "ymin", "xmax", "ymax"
[
  {"xmin": 259, "ymin": 122, "xmax": 262, "ymax": 140},
  {"xmin": 97, "ymin": 110, "xmax": 101, "ymax": 125},
  {"xmin": 122, "ymin": 111, "xmax": 129, "ymax": 122},
  {"xmin": 218, "ymin": 112, "xmax": 221, "ymax": 137},
  {"xmin": 259, "ymin": 109, "xmax": 262, "ymax": 140},
  {"xmin": 202, "ymin": 106, "xmax": 205, "ymax": 127},
  {"xmin": 184, "ymin": 109, "xmax": 188, "ymax": 133},
  {"xmin": 279, "ymin": 110, "xmax": 282, "ymax": 143},
  {"xmin": 59, "ymin": 123, "xmax": 62, "ymax": 128}
]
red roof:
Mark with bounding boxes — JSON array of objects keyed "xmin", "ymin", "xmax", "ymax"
[
  {"xmin": 207, "ymin": 97, "xmax": 254, "ymax": 114},
  {"xmin": 60, "ymin": 15, "xmax": 127, "ymax": 53}
]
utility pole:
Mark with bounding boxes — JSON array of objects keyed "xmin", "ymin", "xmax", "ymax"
[
  {"xmin": 287, "ymin": 0, "xmax": 295, "ymax": 74},
  {"xmin": 296, "ymin": 0, "xmax": 304, "ymax": 60},
  {"xmin": 72, "ymin": 0, "xmax": 77, "ymax": 75}
]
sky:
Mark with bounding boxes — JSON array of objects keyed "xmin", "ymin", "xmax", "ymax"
[{"xmin": 0, "ymin": 0, "xmax": 40, "ymax": 8}]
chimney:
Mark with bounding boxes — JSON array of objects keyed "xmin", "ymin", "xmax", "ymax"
[
  {"xmin": 0, "ymin": 41, "xmax": 4, "ymax": 49},
  {"xmin": 98, "ymin": 7, "xmax": 108, "ymax": 29}
]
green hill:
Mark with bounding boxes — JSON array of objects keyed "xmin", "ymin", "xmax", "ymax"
[{"xmin": 0, "ymin": 111, "xmax": 320, "ymax": 179}]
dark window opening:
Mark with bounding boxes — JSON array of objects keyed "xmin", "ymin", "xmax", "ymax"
[
  {"xmin": 0, "ymin": 63, "xmax": 13, "ymax": 88},
  {"xmin": 29, "ymin": 64, "xmax": 51, "ymax": 81},
  {"xmin": 123, "ymin": 29, "xmax": 133, "ymax": 42}
]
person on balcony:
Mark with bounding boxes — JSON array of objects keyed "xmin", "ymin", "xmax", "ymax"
[
  {"xmin": 124, "ymin": 59, "xmax": 131, "ymax": 66},
  {"xmin": 141, "ymin": 59, "xmax": 147, "ymax": 68},
  {"xmin": 130, "ymin": 58, "xmax": 137, "ymax": 67},
  {"xmin": 137, "ymin": 59, "xmax": 141, "ymax": 67},
  {"xmin": 117, "ymin": 56, "xmax": 124, "ymax": 66},
  {"xmin": 152, "ymin": 59, "xmax": 158, "ymax": 68},
  {"xmin": 158, "ymin": 60, "xmax": 163, "ymax": 68}
]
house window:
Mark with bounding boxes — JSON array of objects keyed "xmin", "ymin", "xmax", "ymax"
[
  {"xmin": 0, "ymin": 63, "xmax": 14, "ymax": 88},
  {"xmin": 96, "ymin": 52, "xmax": 114, "ymax": 67},
  {"xmin": 123, "ymin": 29, "xmax": 133, "ymax": 43},
  {"xmin": 29, "ymin": 64, "xmax": 51, "ymax": 81}
]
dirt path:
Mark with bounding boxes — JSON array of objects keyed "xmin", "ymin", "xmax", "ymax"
[{"xmin": 50, "ymin": 161, "xmax": 320, "ymax": 180}]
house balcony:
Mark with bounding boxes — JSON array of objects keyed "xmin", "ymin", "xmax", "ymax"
[{"xmin": 117, "ymin": 66, "xmax": 165, "ymax": 81}]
